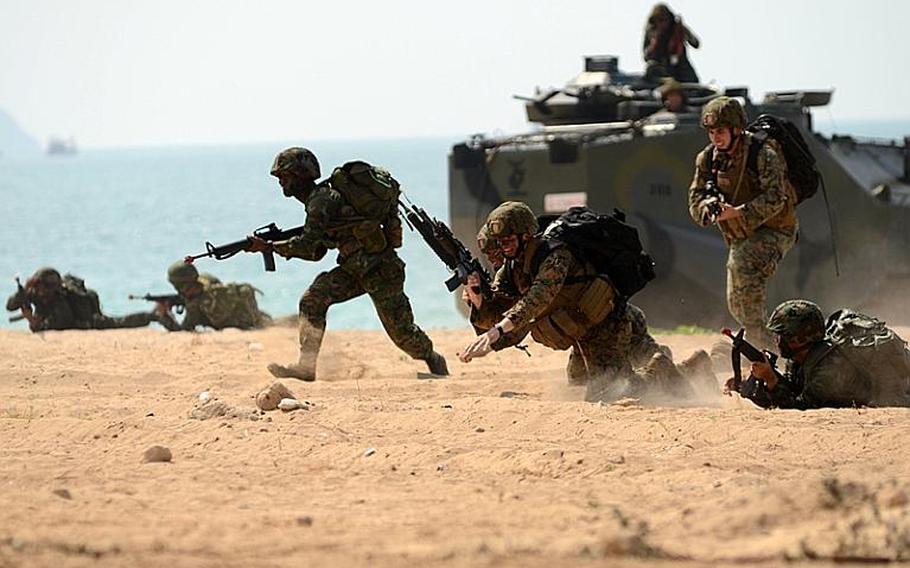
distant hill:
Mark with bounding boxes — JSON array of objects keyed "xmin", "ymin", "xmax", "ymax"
[{"xmin": 0, "ymin": 108, "xmax": 40, "ymax": 156}]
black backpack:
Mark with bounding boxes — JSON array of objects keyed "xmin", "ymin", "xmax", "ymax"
[
  {"xmin": 745, "ymin": 114, "xmax": 820, "ymax": 204},
  {"xmin": 705, "ymin": 114, "xmax": 820, "ymax": 204},
  {"xmin": 537, "ymin": 207, "xmax": 655, "ymax": 299}
]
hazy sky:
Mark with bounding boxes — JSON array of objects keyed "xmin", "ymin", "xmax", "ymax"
[{"xmin": 2, "ymin": 0, "xmax": 908, "ymax": 148}]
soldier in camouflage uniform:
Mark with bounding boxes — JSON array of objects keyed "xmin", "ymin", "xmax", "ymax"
[
  {"xmin": 689, "ymin": 96, "xmax": 798, "ymax": 349},
  {"xmin": 732, "ymin": 300, "xmax": 910, "ymax": 409},
  {"xmin": 459, "ymin": 202, "xmax": 708, "ymax": 400},
  {"xmin": 158, "ymin": 262, "xmax": 271, "ymax": 331},
  {"xmin": 246, "ymin": 147, "xmax": 448, "ymax": 382},
  {"xmin": 6, "ymin": 267, "xmax": 160, "ymax": 332}
]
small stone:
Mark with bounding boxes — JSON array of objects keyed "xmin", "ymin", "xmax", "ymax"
[
  {"xmin": 441, "ymin": 404, "xmax": 453, "ymax": 409},
  {"xmin": 142, "ymin": 445, "xmax": 172, "ymax": 463},
  {"xmin": 475, "ymin": 427, "xmax": 485, "ymax": 433},
  {"xmin": 296, "ymin": 515, "xmax": 314, "ymax": 527},
  {"xmin": 436, "ymin": 463, "xmax": 447, "ymax": 471},
  {"xmin": 248, "ymin": 342, "xmax": 264, "ymax": 352},
  {"xmin": 256, "ymin": 382, "xmax": 295, "ymax": 411},
  {"xmin": 363, "ymin": 447, "xmax": 376, "ymax": 457},
  {"xmin": 145, "ymin": 412, "xmax": 154, "ymax": 417},
  {"xmin": 608, "ymin": 455, "xmax": 626, "ymax": 465},
  {"xmin": 198, "ymin": 391, "xmax": 211, "ymax": 403},
  {"xmin": 277, "ymin": 398, "xmax": 305, "ymax": 411},
  {"xmin": 52, "ymin": 488, "xmax": 72, "ymax": 500}
]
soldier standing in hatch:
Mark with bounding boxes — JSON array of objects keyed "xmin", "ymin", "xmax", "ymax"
[
  {"xmin": 688, "ymin": 97, "xmax": 798, "ymax": 349},
  {"xmin": 245, "ymin": 147, "xmax": 448, "ymax": 381},
  {"xmin": 642, "ymin": 3, "xmax": 700, "ymax": 83}
]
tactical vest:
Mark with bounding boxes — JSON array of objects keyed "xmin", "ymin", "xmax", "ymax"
[
  {"xmin": 706, "ymin": 134, "xmax": 797, "ymax": 240},
  {"xmin": 509, "ymin": 239, "xmax": 616, "ymax": 350}
]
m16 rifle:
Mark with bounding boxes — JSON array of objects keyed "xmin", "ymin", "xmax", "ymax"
[
  {"xmin": 128, "ymin": 293, "xmax": 186, "ymax": 314},
  {"xmin": 185, "ymin": 222, "xmax": 305, "ymax": 271},
  {"xmin": 721, "ymin": 327, "xmax": 786, "ymax": 396},
  {"xmin": 399, "ymin": 202, "xmax": 492, "ymax": 298}
]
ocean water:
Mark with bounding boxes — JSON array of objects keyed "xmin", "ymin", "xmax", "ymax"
[
  {"xmin": 0, "ymin": 137, "xmax": 466, "ymax": 330},
  {"xmin": 3, "ymin": 119, "xmax": 909, "ymax": 331}
]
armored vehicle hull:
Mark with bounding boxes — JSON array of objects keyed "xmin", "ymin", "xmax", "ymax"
[{"xmin": 448, "ymin": 57, "xmax": 910, "ymax": 327}]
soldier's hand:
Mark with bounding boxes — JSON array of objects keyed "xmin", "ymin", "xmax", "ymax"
[
  {"xmin": 153, "ymin": 300, "xmax": 172, "ymax": 318},
  {"xmin": 750, "ymin": 358, "xmax": 778, "ymax": 390},
  {"xmin": 245, "ymin": 236, "xmax": 272, "ymax": 253},
  {"xmin": 463, "ymin": 272, "xmax": 483, "ymax": 309},
  {"xmin": 715, "ymin": 203, "xmax": 743, "ymax": 222},
  {"xmin": 722, "ymin": 376, "xmax": 738, "ymax": 396},
  {"xmin": 458, "ymin": 326, "xmax": 500, "ymax": 363}
]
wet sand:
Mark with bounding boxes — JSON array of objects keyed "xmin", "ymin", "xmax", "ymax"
[{"xmin": 1, "ymin": 326, "xmax": 908, "ymax": 567}]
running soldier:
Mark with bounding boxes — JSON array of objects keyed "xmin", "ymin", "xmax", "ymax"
[
  {"xmin": 246, "ymin": 147, "xmax": 448, "ymax": 381},
  {"xmin": 689, "ymin": 96, "xmax": 798, "ymax": 349}
]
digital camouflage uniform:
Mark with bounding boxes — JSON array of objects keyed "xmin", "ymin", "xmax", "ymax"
[
  {"xmin": 161, "ymin": 263, "xmax": 270, "ymax": 332},
  {"xmin": 470, "ymin": 202, "xmax": 687, "ymax": 400},
  {"xmin": 689, "ymin": 97, "xmax": 798, "ymax": 349},
  {"xmin": 738, "ymin": 300, "xmax": 910, "ymax": 409},
  {"xmin": 265, "ymin": 148, "xmax": 443, "ymax": 381},
  {"xmin": 6, "ymin": 268, "xmax": 157, "ymax": 332}
]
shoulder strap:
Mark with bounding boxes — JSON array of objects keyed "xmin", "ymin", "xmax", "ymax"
[
  {"xmin": 704, "ymin": 144, "xmax": 716, "ymax": 181},
  {"xmin": 746, "ymin": 131, "xmax": 767, "ymax": 178}
]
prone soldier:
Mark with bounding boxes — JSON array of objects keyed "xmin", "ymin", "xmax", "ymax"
[{"xmin": 6, "ymin": 267, "xmax": 160, "ymax": 332}]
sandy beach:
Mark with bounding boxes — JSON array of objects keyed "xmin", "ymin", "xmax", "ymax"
[{"xmin": 1, "ymin": 325, "xmax": 908, "ymax": 567}]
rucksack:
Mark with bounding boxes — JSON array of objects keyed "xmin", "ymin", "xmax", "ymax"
[
  {"xmin": 204, "ymin": 282, "xmax": 266, "ymax": 330},
  {"xmin": 61, "ymin": 274, "xmax": 102, "ymax": 325},
  {"xmin": 745, "ymin": 114, "xmax": 820, "ymax": 204},
  {"xmin": 705, "ymin": 114, "xmax": 820, "ymax": 204},
  {"xmin": 330, "ymin": 161, "xmax": 401, "ymax": 222},
  {"xmin": 821, "ymin": 309, "xmax": 910, "ymax": 404},
  {"xmin": 537, "ymin": 207, "xmax": 655, "ymax": 299}
]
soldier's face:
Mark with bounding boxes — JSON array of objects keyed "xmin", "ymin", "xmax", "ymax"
[
  {"xmin": 497, "ymin": 234, "xmax": 522, "ymax": 259},
  {"xmin": 276, "ymin": 172, "xmax": 307, "ymax": 198},
  {"xmin": 665, "ymin": 91, "xmax": 684, "ymax": 112},
  {"xmin": 707, "ymin": 127, "xmax": 733, "ymax": 150}
]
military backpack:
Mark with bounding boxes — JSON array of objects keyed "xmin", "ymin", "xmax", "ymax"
[
  {"xmin": 705, "ymin": 114, "xmax": 820, "ymax": 204},
  {"xmin": 818, "ymin": 309, "xmax": 910, "ymax": 405},
  {"xmin": 330, "ymin": 161, "xmax": 403, "ymax": 251},
  {"xmin": 61, "ymin": 274, "xmax": 102, "ymax": 325},
  {"xmin": 536, "ymin": 207, "xmax": 656, "ymax": 300},
  {"xmin": 204, "ymin": 282, "xmax": 266, "ymax": 330}
]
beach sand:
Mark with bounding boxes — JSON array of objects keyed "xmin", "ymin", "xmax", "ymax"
[{"xmin": 1, "ymin": 326, "xmax": 908, "ymax": 567}]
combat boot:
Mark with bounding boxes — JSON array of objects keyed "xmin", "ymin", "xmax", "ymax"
[
  {"xmin": 423, "ymin": 351, "xmax": 449, "ymax": 377},
  {"xmin": 267, "ymin": 317, "xmax": 323, "ymax": 382},
  {"xmin": 676, "ymin": 349, "xmax": 717, "ymax": 392}
]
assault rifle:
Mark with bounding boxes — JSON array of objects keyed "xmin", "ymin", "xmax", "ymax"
[
  {"xmin": 721, "ymin": 327, "xmax": 786, "ymax": 395},
  {"xmin": 702, "ymin": 180, "xmax": 726, "ymax": 223},
  {"xmin": 129, "ymin": 293, "xmax": 185, "ymax": 314},
  {"xmin": 9, "ymin": 314, "xmax": 25, "ymax": 323},
  {"xmin": 399, "ymin": 202, "xmax": 492, "ymax": 299},
  {"xmin": 185, "ymin": 222, "xmax": 305, "ymax": 272}
]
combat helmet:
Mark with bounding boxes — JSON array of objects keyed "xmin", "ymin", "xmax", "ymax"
[
  {"xmin": 767, "ymin": 299, "xmax": 826, "ymax": 342},
  {"xmin": 701, "ymin": 96, "xmax": 747, "ymax": 130},
  {"xmin": 270, "ymin": 147, "xmax": 321, "ymax": 180},
  {"xmin": 167, "ymin": 261, "xmax": 200, "ymax": 287},
  {"xmin": 484, "ymin": 201, "xmax": 539, "ymax": 238},
  {"xmin": 28, "ymin": 267, "xmax": 63, "ymax": 291}
]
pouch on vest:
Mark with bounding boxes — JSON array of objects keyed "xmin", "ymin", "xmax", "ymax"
[{"xmin": 353, "ymin": 220, "xmax": 388, "ymax": 254}]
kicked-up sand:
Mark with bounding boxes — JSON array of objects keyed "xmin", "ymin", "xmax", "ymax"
[{"xmin": 1, "ymin": 325, "xmax": 908, "ymax": 567}]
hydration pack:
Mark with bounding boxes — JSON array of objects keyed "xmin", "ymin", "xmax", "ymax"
[
  {"xmin": 537, "ymin": 207, "xmax": 655, "ymax": 299},
  {"xmin": 822, "ymin": 309, "xmax": 910, "ymax": 405},
  {"xmin": 61, "ymin": 274, "xmax": 102, "ymax": 325},
  {"xmin": 745, "ymin": 114, "xmax": 820, "ymax": 204}
]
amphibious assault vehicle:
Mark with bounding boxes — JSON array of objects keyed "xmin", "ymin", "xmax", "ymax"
[{"xmin": 447, "ymin": 55, "xmax": 910, "ymax": 327}]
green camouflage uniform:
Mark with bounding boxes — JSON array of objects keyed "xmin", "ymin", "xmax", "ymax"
[
  {"xmin": 161, "ymin": 281, "xmax": 270, "ymax": 332},
  {"xmin": 272, "ymin": 182, "xmax": 434, "ymax": 371},
  {"xmin": 689, "ymin": 129, "xmax": 798, "ymax": 349},
  {"xmin": 6, "ymin": 269, "xmax": 157, "ymax": 332},
  {"xmin": 740, "ymin": 301, "xmax": 910, "ymax": 409}
]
